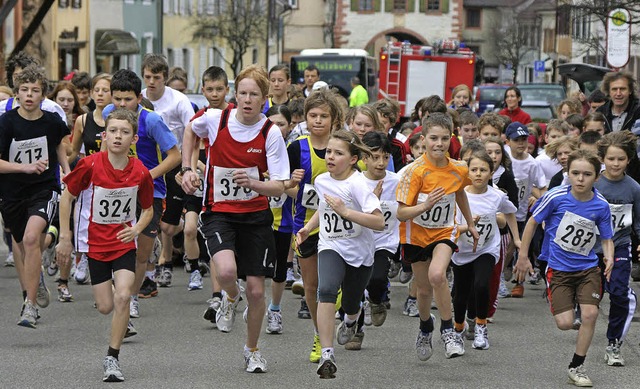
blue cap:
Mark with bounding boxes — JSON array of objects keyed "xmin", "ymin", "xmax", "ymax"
[{"xmin": 505, "ymin": 122, "xmax": 529, "ymax": 139}]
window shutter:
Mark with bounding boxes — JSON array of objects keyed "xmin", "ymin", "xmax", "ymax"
[
  {"xmin": 419, "ymin": 0, "xmax": 424, "ymax": 13},
  {"xmin": 384, "ymin": 0, "xmax": 392, "ymax": 12},
  {"xmin": 407, "ymin": 0, "xmax": 415, "ymax": 12},
  {"xmin": 441, "ymin": 0, "xmax": 448, "ymax": 13},
  {"xmin": 351, "ymin": 0, "xmax": 358, "ymax": 11}
]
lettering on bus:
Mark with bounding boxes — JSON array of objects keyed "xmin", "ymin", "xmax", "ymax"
[{"xmin": 296, "ymin": 61, "xmax": 354, "ymax": 72}]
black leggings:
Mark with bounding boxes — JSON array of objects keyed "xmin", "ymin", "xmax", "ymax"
[
  {"xmin": 317, "ymin": 249, "xmax": 373, "ymax": 315},
  {"xmin": 452, "ymin": 254, "xmax": 495, "ymax": 324},
  {"xmin": 366, "ymin": 249, "xmax": 392, "ymax": 304}
]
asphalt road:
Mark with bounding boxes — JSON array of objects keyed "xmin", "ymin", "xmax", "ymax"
[{"xmin": 0, "ymin": 243, "xmax": 639, "ymax": 388}]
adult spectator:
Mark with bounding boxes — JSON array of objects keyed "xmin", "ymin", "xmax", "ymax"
[
  {"xmin": 498, "ymin": 86, "xmax": 531, "ymax": 125},
  {"xmin": 303, "ymin": 65, "xmax": 319, "ymax": 98},
  {"xmin": 588, "ymin": 90, "xmax": 607, "ymax": 113},
  {"xmin": 349, "ymin": 76, "xmax": 368, "ymax": 107},
  {"xmin": 597, "ymin": 71, "xmax": 640, "ymax": 133}
]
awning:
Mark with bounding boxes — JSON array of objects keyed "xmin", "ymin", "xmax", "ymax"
[{"xmin": 95, "ymin": 29, "xmax": 139, "ymax": 55}]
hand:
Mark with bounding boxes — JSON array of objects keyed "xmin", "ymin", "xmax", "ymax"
[
  {"xmin": 373, "ymin": 180, "xmax": 383, "ymax": 199},
  {"xmin": 175, "ymin": 171, "xmax": 183, "ymax": 187},
  {"xmin": 422, "ymin": 187, "xmax": 445, "ymax": 212},
  {"xmin": 296, "ymin": 227, "xmax": 310, "ymax": 248},
  {"xmin": 512, "ymin": 238, "xmax": 522, "ymax": 250},
  {"xmin": 23, "ymin": 159, "xmax": 49, "ymax": 175},
  {"xmin": 286, "ymin": 168, "xmax": 305, "ymax": 189},
  {"xmin": 603, "ymin": 257, "xmax": 614, "ymax": 282},
  {"xmin": 528, "ymin": 195, "xmax": 537, "ymax": 209},
  {"xmin": 180, "ymin": 170, "xmax": 200, "ymax": 194},
  {"xmin": 55, "ymin": 238, "xmax": 73, "ymax": 268},
  {"xmin": 325, "ymin": 194, "xmax": 347, "ymax": 217},
  {"xmin": 116, "ymin": 223, "xmax": 138, "ymax": 243},
  {"xmin": 467, "ymin": 225, "xmax": 480, "ymax": 252},
  {"xmin": 513, "ymin": 254, "xmax": 533, "ymax": 283},
  {"xmin": 232, "ymin": 169, "xmax": 253, "ymax": 189}
]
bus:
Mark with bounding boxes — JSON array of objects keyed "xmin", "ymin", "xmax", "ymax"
[{"xmin": 290, "ymin": 49, "xmax": 377, "ymax": 102}]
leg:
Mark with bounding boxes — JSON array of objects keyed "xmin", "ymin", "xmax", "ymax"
[
  {"xmin": 411, "ymin": 260, "xmax": 433, "ymax": 322},
  {"xmin": 183, "ymin": 212, "xmax": 200, "ymax": 263},
  {"xmin": 211, "ymin": 250, "xmax": 240, "ymax": 298},
  {"xmin": 159, "ymin": 221, "xmax": 183, "ymax": 266},
  {"xmin": 452, "ymin": 263, "xmax": 473, "ymax": 325},
  {"xmin": 134, "ymin": 234, "xmax": 154, "ymax": 294},
  {"xmin": 429, "ymin": 243, "xmax": 454, "ymax": 321},
  {"xmin": 21, "ymin": 216, "xmax": 48, "ymax": 303},
  {"xmin": 244, "ymin": 275, "xmax": 266, "ymax": 349},
  {"xmin": 472, "ymin": 255, "xmax": 496, "ymax": 321},
  {"xmin": 316, "ymin": 250, "xmax": 346, "ymax": 348},
  {"xmin": 575, "ymin": 304, "xmax": 598, "ymax": 356},
  {"xmin": 605, "ymin": 253, "xmax": 637, "ymax": 343},
  {"xmin": 367, "ymin": 250, "xmax": 391, "ymax": 304},
  {"xmin": 299, "ymin": 253, "xmax": 319, "ymax": 329}
]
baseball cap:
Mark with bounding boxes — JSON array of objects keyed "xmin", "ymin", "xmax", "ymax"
[
  {"xmin": 505, "ymin": 122, "xmax": 529, "ymax": 139},
  {"xmin": 312, "ymin": 81, "xmax": 329, "ymax": 91}
]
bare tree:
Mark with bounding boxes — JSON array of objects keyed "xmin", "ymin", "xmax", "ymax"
[
  {"xmin": 493, "ymin": 21, "xmax": 538, "ymax": 84},
  {"xmin": 191, "ymin": 1, "xmax": 267, "ymax": 77}
]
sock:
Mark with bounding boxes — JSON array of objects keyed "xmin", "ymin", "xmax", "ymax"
[
  {"xmin": 22, "ymin": 290, "xmax": 27, "ymax": 300},
  {"xmin": 344, "ymin": 314, "xmax": 357, "ymax": 326},
  {"xmin": 145, "ymin": 271, "xmax": 155, "ymax": 281},
  {"xmin": 286, "ymin": 262, "xmax": 293, "ymax": 269},
  {"xmin": 57, "ymin": 279, "xmax": 68, "ymax": 286},
  {"xmin": 212, "ymin": 291, "xmax": 222, "ymax": 299},
  {"xmin": 244, "ymin": 345, "xmax": 258, "ymax": 353},
  {"xmin": 131, "ymin": 295, "xmax": 138, "ymax": 301},
  {"xmin": 164, "ymin": 263, "xmax": 173, "ymax": 270},
  {"xmin": 476, "ymin": 318, "xmax": 487, "ymax": 326},
  {"xmin": 107, "ymin": 347, "xmax": 120, "ymax": 360},
  {"xmin": 188, "ymin": 259, "xmax": 199, "ymax": 273},
  {"xmin": 440, "ymin": 318, "xmax": 453, "ymax": 333},
  {"xmin": 569, "ymin": 353, "xmax": 586, "ymax": 369},
  {"xmin": 419, "ymin": 316, "xmax": 434, "ymax": 333},
  {"xmin": 269, "ymin": 303, "xmax": 280, "ymax": 311},
  {"xmin": 454, "ymin": 322, "xmax": 465, "ymax": 332},
  {"xmin": 321, "ymin": 347, "xmax": 334, "ymax": 355}
]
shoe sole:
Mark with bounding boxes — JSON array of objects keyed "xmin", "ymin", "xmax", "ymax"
[
  {"xmin": 246, "ymin": 366, "xmax": 266, "ymax": 373},
  {"xmin": 124, "ymin": 330, "xmax": 137, "ymax": 338},
  {"xmin": 17, "ymin": 320, "xmax": 36, "ymax": 329},
  {"xmin": 317, "ymin": 360, "xmax": 337, "ymax": 379},
  {"xmin": 103, "ymin": 375, "xmax": 124, "ymax": 382},
  {"xmin": 605, "ymin": 355, "xmax": 624, "ymax": 367},
  {"xmin": 298, "ymin": 313, "xmax": 311, "ymax": 319},
  {"xmin": 567, "ymin": 378, "xmax": 593, "ymax": 387},
  {"xmin": 58, "ymin": 297, "xmax": 74, "ymax": 303},
  {"xmin": 446, "ymin": 351, "xmax": 464, "ymax": 358},
  {"xmin": 266, "ymin": 328, "xmax": 283, "ymax": 334},
  {"xmin": 129, "ymin": 312, "xmax": 140, "ymax": 319},
  {"xmin": 157, "ymin": 283, "xmax": 172, "ymax": 288},
  {"xmin": 291, "ymin": 285, "xmax": 305, "ymax": 296},
  {"xmin": 188, "ymin": 286, "xmax": 203, "ymax": 291},
  {"xmin": 138, "ymin": 291, "xmax": 158, "ymax": 298}
]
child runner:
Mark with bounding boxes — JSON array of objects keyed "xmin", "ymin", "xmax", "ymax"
[
  {"xmin": 349, "ymin": 104, "xmax": 383, "ymax": 139},
  {"xmin": 452, "ymin": 150, "xmax": 519, "ymax": 350},
  {"xmin": 458, "ymin": 110, "xmax": 479, "ymax": 145},
  {"xmin": 56, "ymin": 109, "xmax": 154, "ymax": 382},
  {"xmin": 514, "ymin": 149, "xmax": 614, "ymax": 387},
  {"xmin": 594, "ymin": 131, "xmax": 639, "ymax": 367},
  {"xmin": 296, "ymin": 130, "xmax": 384, "ymax": 379},
  {"xmin": 0, "ymin": 65, "xmax": 71, "ymax": 328},
  {"xmin": 396, "ymin": 112, "xmax": 479, "ymax": 361}
]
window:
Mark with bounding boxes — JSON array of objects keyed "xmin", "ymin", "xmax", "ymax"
[
  {"xmin": 557, "ymin": 4, "xmax": 570, "ymax": 35},
  {"xmin": 572, "ymin": 9, "xmax": 591, "ymax": 41},
  {"xmin": 393, "ymin": 0, "xmax": 407, "ymax": 12},
  {"xmin": 427, "ymin": 0, "xmax": 439, "ymax": 11},
  {"xmin": 466, "ymin": 45, "xmax": 480, "ymax": 55},
  {"xmin": 71, "ymin": 0, "xmax": 81, "ymax": 8},
  {"xmin": 543, "ymin": 28, "xmax": 555, "ymax": 52},
  {"xmin": 288, "ymin": 0, "xmax": 298, "ymax": 9},
  {"xmin": 359, "ymin": 0, "xmax": 373, "ymax": 11},
  {"xmin": 143, "ymin": 33, "xmax": 154, "ymax": 54},
  {"xmin": 466, "ymin": 8, "xmax": 480, "ymax": 28},
  {"xmin": 59, "ymin": 0, "xmax": 69, "ymax": 8}
]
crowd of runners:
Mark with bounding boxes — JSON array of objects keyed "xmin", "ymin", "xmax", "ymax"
[{"xmin": 0, "ymin": 51, "xmax": 638, "ymax": 386}]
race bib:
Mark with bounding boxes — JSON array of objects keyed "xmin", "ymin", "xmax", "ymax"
[
  {"xmin": 320, "ymin": 202, "xmax": 362, "ymax": 241},
  {"xmin": 413, "ymin": 192, "xmax": 455, "ymax": 228},
  {"xmin": 269, "ymin": 194, "xmax": 288, "ymax": 208},
  {"xmin": 380, "ymin": 200, "xmax": 398, "ymax": 234},
  {"xmin": 92, "ymin": 186, "xmax": 137, "ymax": 224},
  {"xmin": 461, "ymin": 214, "xmax": 497, "ymax": 249},
  {"xmin": 9, "ymin": 136, "xmax": 48, "ymax": 166},
  {"xmin": 553, "ymin": 211, "xmax": 596, "ymax": 256},
  {"xmin": 213, "ymin": 166, "xmax": 259, "ymax": 202},
  {"xmin": 301, "ymin": 183, "xmax": 320, "ymax": 210},
  {"xmin": 610, "ymin": 204, "xmax": 632, "ymax": 234},
  {"xmin": 192, "ymin": 168, "xmax": 205, "ymax": 198},
  {"xmin": 515, "ymin": 178, "xmax": 529, "ymax": 204}
]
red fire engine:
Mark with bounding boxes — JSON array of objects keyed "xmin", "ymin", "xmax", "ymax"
[{"xmin": 378, "ymin": 40, "xmax": 476, "ymax": 118}]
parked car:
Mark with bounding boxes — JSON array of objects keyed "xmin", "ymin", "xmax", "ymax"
[
  {"xmin": 517, "ymin": 83, "xmax": 566, "ymax": 108},
  {"xmin": 557, "ymin": 63, "xmax": 612, "ymax": 96},
  {"xmin": 494, "ymin": 100, "xmax": 556, "ymax": 123},
  {"xmin": 473, "ymin": 84, "xmax": 510, "ymax": 114}
]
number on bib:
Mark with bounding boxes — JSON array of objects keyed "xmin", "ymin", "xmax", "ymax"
[
  {"xmin": 269, "ymin": 194, "xmax": 287, "ymax": 208},
  {"xmin": 320, "ymin": 201, "xmax": 362, "ymax": 240},
  {"xmin": 515, "ymin": 178, "xmax": 529, "ymax": 203},
  {"xmin": 413, "ymin": 193, "xmax": 455, "ymax": 228},
  {"xmin": 553, "ymin": 211, "xmax": 596, "ymax": 256},
  {"xmin": 92, "ymin": 186, "xmax": 138, "ymax": 224},
  {"xmin": 610, "ymin": 204, "xmax": 632, "ymax": 234},
  {"xmin": 380, "ymin": 201, "xmax": 398, "ymax": 233},
  {"xmin": 192, "ymin": 169, "xmax": 205, "ymax": 198},
  {"xmin": 9, "ymin": 136, "xmax": 48, "ymax": 166},
  {"xmin": 213, "ymin": 166, "xmax": 259, "ymax": 202},
  {"xmin": 461, "ymin": 214, "xmax": 496, "ymax": 249},
  {"xmin": 301, "ymin": 184, "xmax": 320, "ymax": 210}
]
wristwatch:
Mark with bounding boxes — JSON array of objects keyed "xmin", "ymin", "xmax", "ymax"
[{"xmin": 180, "ymin": 167, "xmax": 193, "ymax": 174}]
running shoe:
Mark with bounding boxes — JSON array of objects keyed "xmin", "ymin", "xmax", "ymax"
[
  {"xmin": 244, "ymin": 349, "xmax": 267, "ymax": 373},
  {"xmin": 17, "ymin": 299, "xmax": 38, "ymax": 328},
  {"xmin": 336, "ymin": 319, "xmax": 358, "ymax": 345},
  {"xmin": 183, "ymin": 255, "xmax": 191, "ymax": 273},
  {"xmin": 362, "ymin": 300, "xmax": 372, "ymax": 326},
  {"xmin": 36, "ymin": 269, "xmax": 50, "ymax": 308},
  {"xmin": 138, "ymin": 277, "xmax": 158, "ymax": 298},
  {"xmin": 528, "ymin": 268, "xmax": 541, "ymax": 285},
  {"xmin": 157, "ymin": 266, "xmax": 173, "ymax": 287},
  {"xmin": 344, "ymin": 331, "xmax": 364, "ymax": 350},
  {"xmin": 129, "ymin": 296, "xmax": 140, "ymax": 318},
  {"xmin": 204, "ymin": 296, "xmax": 221, "ymax": 323},
  {"xmin": 4, "ymin": 252, "xmax": 14, "ymax": 267},
  {"xmin": 510, "ymin": 284, "xmax": 524, "ymax": 298},
  {"xmin": 567, "ymin": 364, "xmax": 592, "ymax": 387},
  {"xmin": 399, "ymin": 269, "xmax": 413, "ymax": 284},
  {"xmin": 298, "ymin": 299, "xmax": 311, "ymax": 319},
  {"xmin": 573, "ymin": 306, "xmax": 582, "ymax": 330},
  {"xmin": 46, "ymin": 259, "xmax": 58, "ymax": 277},
  {"xmin": 370, "ymin": 302, "xmax": 387, "ymax": 326},
  {"xmin": 465, "ymin": 317, "xmax": 476, "ymax": 340},
  {"xmin": 125, "ymin": 320, "xmax": 137, "ymax": 338},
  {"xmin": 473, "ymin": 324, "xmax": 489, "ymax": 350},
  {"xmin": 285, "ymin": 268, "xmax": 295, "ymax": 289},
  {"xmin": 74, "ymin": 254, "xmax": 90, "ymax": 284},
  {"xmin": 41, "ymin": 226, "xmax": 57, "ymax": 269},
  {"xmin": 216, "ymin": 295, "xmax": 239, "ymax": 332},
  {"xmin": 188, "ymin": 270, "xmax": 203, "ymax": 291},
  {"xmin": 266, "ymin": 309, "xmax": 283, "ymax": 334},
  {"xmin": 150, "ymin": 236, "xmax": 161, "ymax": 264},
  {"xmin": 309, "ymin": 334, "xmax": 321, "ymax": 363},
  {"xmin": 292, "ymin": 279, "xmax": 305, "ymax": 296},
  {"xmin": 243, "ymin": 306, "xmax": 248, "ymax": 323},
  {"xmin": 442, "ymin": 328, "xmax": 465, "ymax": 358},
  {"xmin": 103, "ymin": 356, "xmax": 124, "ymax": 382},
  {"xmin": 198, "ymin": 260, "xmax": 210, "ymax": 276},
  {"xmin": 316, "ymin": 350, "xmax": 337, "ymax": 379},
  {"xmin": 388, "ymin": 260, "xmax": 402, "ymax": 279},
  {"xmin": 498, "ymin": 276, "xmax": 510, "ymax": 298},
  {"xmin": 403, "ymin": 297, "xmax": 419, "ymax": 317},
  {"xmin": 416, "ymin": 315, "xmax": 435, "ymax": 361},
  {"xmin": 605, "ymin": 341, "xmax": 624, "ymax": 366},
  {"xmin": 57, "ymin": 284, "xmax": 73, "ymax": 302}
]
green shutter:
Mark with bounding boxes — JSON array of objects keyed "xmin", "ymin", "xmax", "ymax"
[
  {"xmin": 419, "ymin": 0, "xmax": 425, "ymax": 12},
  {"xmin": 384, "ymin": 0, "xmax": 392, "ymax": 12},
  {"xmin": 374, "ymin": 0, "xmax": 382, "ymax": 12},
  {"xmin": 408, "ymin": 0, "xmax": 415, "ymax": 12},
  {"xmin": 351, "ymin": 0, "xmax": 358, "ymax": 11},
  {"xmin": 441, "ymin": 0, "xmax": 449, "ymax": 13}
]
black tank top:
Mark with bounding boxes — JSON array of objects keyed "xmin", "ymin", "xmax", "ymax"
[{"xmin": 82, "ymin": 111, "xmax": 104, "ymax": 156}]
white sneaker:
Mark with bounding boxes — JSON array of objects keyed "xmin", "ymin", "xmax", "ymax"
[
  {"xmin": 74, "ymin": 254, "xmax": 89, "ymax": 284},
  {"xmin": 336, "ymin": 319, "xmax": 358, "ymax": 345},
  {"xmin": 266, "ymin": 309, "xmax": 283, "ymax": 334},
  {"xmin": 363, "ymin": 300, "xmax": 372, "ymax": 326},
  {"xmin": 4, "ymin": 252, "xmax": 14, "ymax": 267},
  {"xmin": 188, "ymin": 270, "xmax": 203, "ymax": 290},
  {"xmin": 244, "ymin": 349, "xmax": 267, "ymax": 373},
  {"xmin": 567, "ymin": 364, "xmax": 592, "ymax": 387},
  {"xmin": 403, "ymin": 297, "xmax": 419, "ymax": 317},
  {"xmin": 605, "ymin": 341, "xmax": 625, "ymax": 366},
  {"xmin": 36, "ymin": 269, "xmax": 50, "ymax": 308},
  {"xmin": 216, "ymin": 295, "xmax": 239, "ymax": 332},
  {"xmin": 472, "ymin": 324, "xmax": 489, "ymax": 350},
  {"xmin": 103, "ymin": 356, "xmax": 124, "ymax": 382},
  {"xmin": 442, "ymin": 328, "xmax": 465, "ymax": 358},
  {"xmin": 129, "ymin": 296, "xmax": 140, "ymax": 318}
]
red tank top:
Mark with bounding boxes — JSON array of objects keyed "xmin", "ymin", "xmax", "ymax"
[{"xmin": 203, "ymin": 108, "xmax": 272, "ymax": 213}]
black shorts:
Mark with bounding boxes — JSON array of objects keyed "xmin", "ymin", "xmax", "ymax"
[
  {"xmin": 161, "ymin": 166, "xmax": 186, "ymax": 226},
  {"xmin": 185, "ymin": 194, "xmax": 203, "ymax": 214},
  {"xmin": 0, "ymin": 190, "xmax": 58, "ymax": 243},
  {"xmin": 296, "ymin": 233, "xmax": 319, "ymax": 259},
  {"xmin": 137, "ymin": 198, "xmax": 163, "ymax": 238},
  {"xmin": 88, "ymin": 249, "xmax": 136, "ymax": 285},
  {"xmin": 402, "ymin": 240, "xmax": 458, "ymax": 264},
  {"xmin": 273, "ymin": 230, "xmax": 292, "ymax": 282},
  {"xmin": 198, "ymin": 209, "xmax": 276, "ymax": 278}
]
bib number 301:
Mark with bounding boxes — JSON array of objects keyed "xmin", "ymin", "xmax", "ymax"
[
  {"xmin": 553, "ymin": 211, "xmax": 595, "ymax": 256},
  {"xmin": 413, "ymin": 193, "xmax": 455, "ymax": 228}
]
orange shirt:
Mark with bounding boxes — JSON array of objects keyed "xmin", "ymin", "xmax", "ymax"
[{"xmin": 396, "ymin": 154, "xmax": 470, "ymax": 247}]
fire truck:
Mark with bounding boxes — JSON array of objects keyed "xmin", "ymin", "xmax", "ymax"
[{"xmin": 378, "ymin": 40, "xmax": 476, "ymax": 118}]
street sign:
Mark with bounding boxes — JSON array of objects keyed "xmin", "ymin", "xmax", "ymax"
[
  {"xmin": 534, "ymin": 60, "xmax": 544, "ymax": 72},
  {"xmin": 607, "ymin": 8, "xmax": 631, "ymax": 69}
]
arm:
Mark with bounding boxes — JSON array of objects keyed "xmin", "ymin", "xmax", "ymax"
[
  {"xmin": 455, "ymin": 187, "xmax": 480, "ymax": 249},
  {"xmin": 55, "ymin": 188, "xmax": 77, "ymax": 268},
  {"xmin": 504, "ymin": 212, "xmax": 521, "ymax": 249},
  {"xmin": 68, "ymin": 114, "xmax": 85, "ymax": 163},
  {"xmin": 150, "ymin": 145, "xmax": 180, "ymax": 180},
  {"xmin": 181, "ymin": 122, "xmax": 201, "ymax": 194},
  {"xmin": 0, "ymin": 154, "xmax": 48, "ymax": 174},
  {"xmin": 57, "ymin": 142, "xmax": 71, "ymax": 176},
  {"xmin": 326, "ymin": 194, "xmax": 385, "ymax": 231},
  {"xmin": 396, "ymin": 187, "xmax": 446, "ymax": 221},
  {"xmin": 116, "ymin": 206, "xmax": 153, "ymax": 243},
  {"xmin": 296, "ymin": 211, "xmax": 320, "ymax": 246},
  {"xmin": 513, "ymin": 217, "xmax": 538, "ymax": 282},
  {"xmin": 601, "ymin": 238, "xmax": 614, "ymax": 282},
  {"xmin": 233, "ymin": 169, "xmax": 285, "ymax": 197}
]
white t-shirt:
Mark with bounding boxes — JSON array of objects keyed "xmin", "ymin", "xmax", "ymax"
[
  {"xmin": 142, "ymin": 86, "xmax": 194, "ymax": 148},
  {"xmin": 0, "ymin": 97, "xmax": 66, "ymax": 123},
  {"xmin": 364, "ymin": 171, "xmax": 400, "ymax": 253},
  {"xmin": 510, "ymin": 154, "xmax": 546, "ymax": 221},
  {"xmin": 535, "ymin": 150, "xmax": 561, "ymax": 186},
  {"xmin": 315, "ymin": 170, "xmax": 381, "ymax": 267},
  {"xmin": 191, "ymin": 108, "xmax": 289, "ymax": 181},
  {"xmin": 453, "ymin": 186, "xmax": 517, "ymax": 265}
]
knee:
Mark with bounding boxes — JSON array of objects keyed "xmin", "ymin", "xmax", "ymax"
[
  {"xmin": 184, "ymin": 224, "xmax": 197, "ymax": 241},
  {"xmin": 22, "ymin": 231, "xmax": 40, "ymax": 250},
  {"xmin": 113, "ymin": 290, "xmax": 130, "ymax": 309},
  {"xmin": 428, "ymin": 270, "xmax": 447, "ymax": 288},
  {"xmin": 96, "ymin": 301, "xmax": 114, "ymax": 315},
  {"xmin": 216, "ymin": 267, "xmax": 236, "ymax": 283},
  {"xmin": 317, "ymin": 286, "xmax": 338, "ymax": 304},
  {"xmin": 555, "ymin": 318, "xmax": 573, "ymax": 330},
  {"xmin": 581, "ymin": 306, "xmax": 598, "ymax": 324},
  {"xmin": 245, "ymin": 284, "xmax": 265, "ymax": 303}
]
